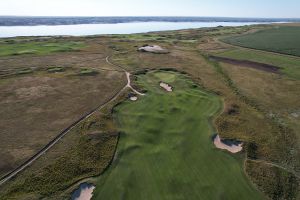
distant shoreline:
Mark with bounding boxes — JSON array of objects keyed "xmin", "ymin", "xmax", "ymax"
[{"xmin": 0, "ymin": 16, "xmax": 299, "ymax": 26}]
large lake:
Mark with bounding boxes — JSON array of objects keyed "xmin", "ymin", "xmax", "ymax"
[{"xmin": 0, "ymin": 22, "xmax": 264, "ymax": 38}]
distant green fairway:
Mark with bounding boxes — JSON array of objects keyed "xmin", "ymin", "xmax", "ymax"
[
  {"xmin": 222, "ymin": 26, "xmax": 300, "ymax": 57},
  {"xmin": 93, "ymin": 71, "xmax": 263, "ymax": 200},
  {"xmin": 0, "ymin": 41, "xmax": 84, "ymax": 56}
]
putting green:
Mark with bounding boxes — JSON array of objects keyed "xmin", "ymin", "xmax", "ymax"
[{"xmin": 93, "ymin": 71, "xmax": 263, "ymax": 200}]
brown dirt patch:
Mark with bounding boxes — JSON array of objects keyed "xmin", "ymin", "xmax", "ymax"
[{"xmin": 209, "ymin": 55, "xmax": 281, "ymax": 74}]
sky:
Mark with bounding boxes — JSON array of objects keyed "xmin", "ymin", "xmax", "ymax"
[{"xmin": 0, "ymin": 0, "xmax": 299, "ymax": 18}]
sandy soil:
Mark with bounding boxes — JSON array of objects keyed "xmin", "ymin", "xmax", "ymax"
[
  {"xmin": 213, "ymin": 135, "xmax": 243, "ymax": 153},
  {"xmin": 160, "ymin": 82, "xmax": 173, "ymax": 92}
]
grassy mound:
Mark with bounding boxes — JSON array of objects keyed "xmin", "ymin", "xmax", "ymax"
[
  {"xmin": 47, "ymin": 66, "xmax": 65, "ymax": 73},
  {"xmin": 78, "ymin": 68, "xmax": 98, "ymax": 76},
  {"xmin": 16, "ymin": 68, "xmax": 33, "ymax": 75},
  {"xmin": 93, "ymin": 71, "xmax": 263, "ymax": 200}
]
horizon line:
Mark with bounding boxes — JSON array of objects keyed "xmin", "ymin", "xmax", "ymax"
[{"xmin": 1, "ymin": 15, "xmax": 300, "ymax": 19}]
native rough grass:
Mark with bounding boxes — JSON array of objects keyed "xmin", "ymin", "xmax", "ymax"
[{"xmin": 0, "ymin": 38, "xmax": 126, "ymax": 178}]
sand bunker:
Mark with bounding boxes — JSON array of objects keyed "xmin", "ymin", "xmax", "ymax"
[
  {"xmin": 213, "ymin": 135, "xmax": 243, "ymax": 153},
  {"xmin": 130, "ymin": 96, "xmax": 138, "ymax": 101},
  {"xmin": 291, "ymin": 112, "xmax": 299, "ymax": 118},
  {"xmin": 72, "ymin": 183, "xmax": 95, "ymax": 200},
  {"xmin": 138, "ymin": 45, "xmax": 169, "ymax": 54},
  {"xmin": 160, "ymin": 82, "xmax": 173, "ymax": 92}
]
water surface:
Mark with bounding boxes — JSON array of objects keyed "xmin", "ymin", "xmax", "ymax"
[{"xmin": 0, "ymin": 22, "xmax": 263, "ymax": 38}]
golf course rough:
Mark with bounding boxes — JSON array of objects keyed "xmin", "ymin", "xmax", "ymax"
[{"xmin": 93, "ymin": 70, "xmax": 263, "ymax": 200}]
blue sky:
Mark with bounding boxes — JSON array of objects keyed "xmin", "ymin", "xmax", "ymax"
[{"xmin": 0, "ymin": 0, "xmax": 299, "ymax": 18}]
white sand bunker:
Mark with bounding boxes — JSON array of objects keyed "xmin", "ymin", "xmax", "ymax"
[
  {"xmin": 160, "ymin": 82, "xmax": 173, "ymax": 92},
  {"xmin": 291, "ymin": 112, "xmax": 299, "ymax": 118},
  {"xmin": 74, "ymin": 185, "xmax": 95, "ymax": 200},
  {"xmin": 130, "ymin": 96, "xmax": 138, "ymax": 101},
  {"xmin": 138, "ymin": 45, "xmax": 169, "ymax": 54},
  {"xmin": 213, "ymin": 135, "xmax": 243, "ymax": 153}
]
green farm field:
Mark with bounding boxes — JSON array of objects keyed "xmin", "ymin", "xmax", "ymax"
[
  {"xmin": 215, "ymin": 49, "xmax": 300, "ymax": 79},
  {"xmin": 222, "ymin": 26, "xmax": 300, "ymax": 57},
  {"xmin": 93, "ymin": 71, "xmax": 263, "ymax": 200}
]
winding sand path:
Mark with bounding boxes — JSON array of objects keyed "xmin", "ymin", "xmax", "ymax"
[
  {"xmin": 106, "ymin": 56, "xmax": 145, "ymax": 96},
  {"xmin": 0, "ymin": 56, "xmax": 144, "ymax": 186},
  {"xmin": 126, "ymin": 72, "xmax": 145, "ymax": 96}
]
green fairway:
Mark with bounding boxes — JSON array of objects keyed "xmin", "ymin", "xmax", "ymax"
[
  {"xmin": 0, "ymin": 41, "xmax": 84, "ymax": 56},
  {"xmin": 222, "ymin": 26, "xmax": 300, "ymax": 57},
  {"xmin": 93, "ymin": 71, "xmax": 263, "ymax": 200},
  {"xmin": 215, "ymin": 49, "xmax": 300, "ymax": 79}
]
